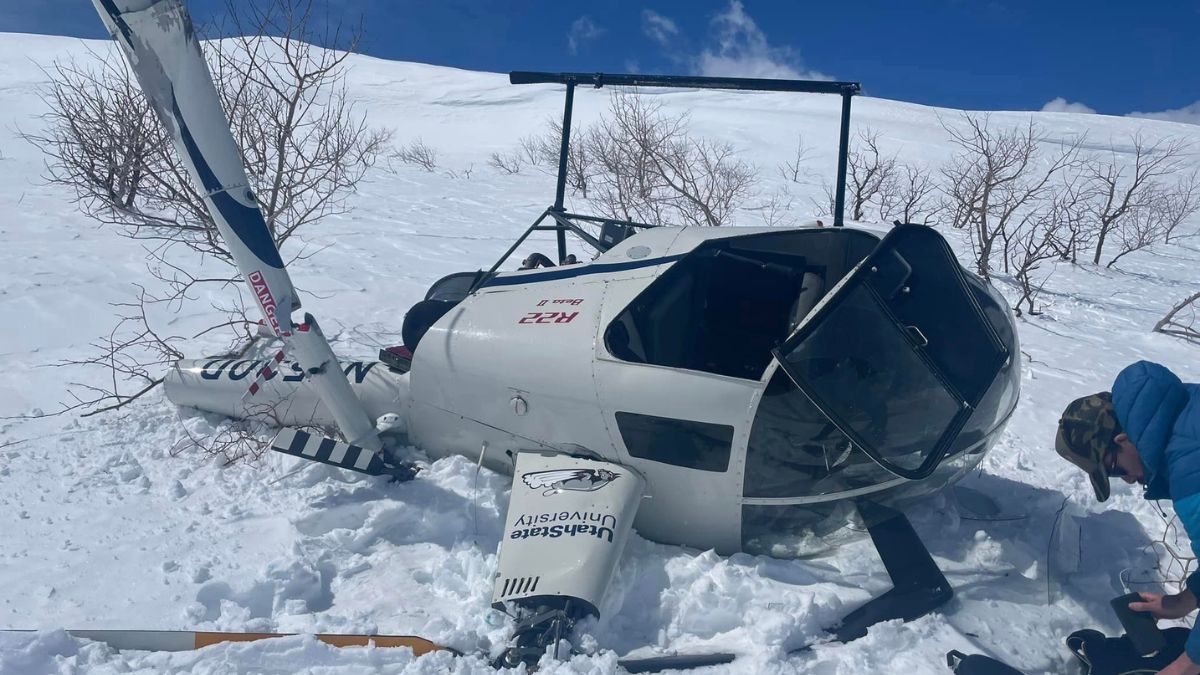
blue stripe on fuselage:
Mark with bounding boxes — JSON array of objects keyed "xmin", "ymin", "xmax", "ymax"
[{"xmin": 481, "ymin": 254, "xmax": 685, "ymax": 288}]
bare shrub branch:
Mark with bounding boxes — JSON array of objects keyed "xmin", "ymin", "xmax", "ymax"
[
  {"xmin": 487, "ymin": 150, "xmax": 524, "ymax": 175},
  {"xmin": 518, "ymin": 119, "xmax": 592, "ymax": 197},
  {"xmin": 584, "ymin": 90, "xmax": 755, "ymax": 226},
  {"xmin": 1155, "ymin": 291, "xmax": 1200, "ymax": 343},
  {"xmin": 940, "ymin": 114, "xmax": 1083, "ymax": 281},
  {"xmin": 1007, "ymin": 182, "xmax": 1080, "ymax": 316},
  {"xmin": 1086, "ymin": 134, "xmax": 1193, "ymax": 264},
  {"xmin": 878, "ymin": 162, "xmax": 942, "ymax": 224},
  {"xmin": 519, "ymin": 130, "xmax": 557, "ymax": 168},
  {"xmin": 1163, "ymin": 171, "xmax": 1200, "ymax": 244},
  {"xmin": 393, "ymin": 138, "xmax": 438, "ymax": 171},
  {"xmin": 845, "ymin": 128, "xmax": 895, "ymax": 221},
  {"xmin": 21, "ymin": 0, "xmax": 387, "ymax": 417},
  {"xmin": 777, "ymin": 133, "xmax": 812, "ymax": 183},
  {"xmin": 750, "ymin": 188, "xmax": 797, "ymax": 227}
]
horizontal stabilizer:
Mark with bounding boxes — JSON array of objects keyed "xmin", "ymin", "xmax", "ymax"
[{"xmin": 271, "ymin": 427, "xmax": 387, "ymax": 476}]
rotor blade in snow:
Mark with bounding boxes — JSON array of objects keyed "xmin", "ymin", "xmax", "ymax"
[{"xmin": 3, "ymin": 629, "xmax": 455, "ymax": 655}]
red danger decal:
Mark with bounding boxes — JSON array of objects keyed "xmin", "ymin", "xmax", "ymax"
[
  {"xmin": 248, "ymin": 271, "xmax": 284, "ymax": 336},
  {"xmin": 518, "ymin": 311, "xmax": 579, "ymax": 325}
]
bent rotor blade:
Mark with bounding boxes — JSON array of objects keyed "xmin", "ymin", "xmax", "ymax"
[
  {"xmin": 92, "ymin": 0, "xmax": 296, "ymax": 335},
  {"xmin": 92, "ymin": 0, "xmax": 381, "ymax": 451},
  {"xmin": 2, "ymin": 629, "xmax": 456, "ymax": 655}
]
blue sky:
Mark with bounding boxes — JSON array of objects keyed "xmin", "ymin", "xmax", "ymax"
[{"xmin": 3, "ymin": 0, "xmax": 1198, "ymax": 122}]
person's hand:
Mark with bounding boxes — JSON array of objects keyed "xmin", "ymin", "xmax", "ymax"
[
  {"xmin": 1155, "ymin": 649, "xmax": 1200, "ymax": 675},
  {"xmin": 1130, "ymin": 591, "xmax": 1197, "ymax": 621}
]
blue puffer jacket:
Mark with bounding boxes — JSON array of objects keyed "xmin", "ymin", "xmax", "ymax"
[{"xmin": 1111, "ymin": 361, "xmax": 1200, "ymax": 661}]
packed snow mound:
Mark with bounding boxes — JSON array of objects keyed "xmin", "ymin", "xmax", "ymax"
[{"xmin": 1, "ymin": 31, "xmax": 1199, "ymax": 674}]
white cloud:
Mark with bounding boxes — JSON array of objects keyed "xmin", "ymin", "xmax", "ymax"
[
  {"xmin": 1040, "ymin": 97, "xmax": 1096, "ymax": 114},
  {"xmin": 1128, "ymin": 101, "xmax": 1200, "ymax": 126},
  {"xmin": 567, "ymin": 16, "xmax": 603, "ymax": 55},
  {"xmin": 695, "ymin": 1, "xmax": 830, "ymax": 80},
  {"xmin": 642, "ymin": 10, "xmax": 679, "ymax": 46}
]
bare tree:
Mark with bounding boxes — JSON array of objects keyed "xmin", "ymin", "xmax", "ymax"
[
  {"xmin": 558, "ymin": 120, "xmax": 594, "ymax": 198},
  {"xmin": 1085, "ymin": 135, "xmax": 1192, "ymax": 264},
  {"xmin": 819, "ymin": 128, "xmax": 896, "ymax": 222},
  {"xmin": 519, "ymin": 130, "xmax": 556, "ymax": 167},
  {"xmin": 878, "ymin": 162, "xmax": 942, "ymax": 224},
  {"xmin": 22, "ymin": 0, "xmax": 388, "ymax": 417},
  {"xmin": 584, "ymin": 93, "xmax": 675, "ymax": 224},
  {"xmin": 1045, "ymin": 172, "xmax": 1098, "ymax": 263},
  {"xmin": 940, "ymin": 114, "xmax": 1082, "ymax": 280},
  {"xmin": 777, "ymin": 133, "xmax": 811, "ymax": 183},
  {"xmin": 847, "ymin": 129, "xmax": 896, "ymax": 221},
  {"xmin": 520, "ymin": 118, "xmax": 593, "ymax": 197},
  {"xmin": 1163, "ymin": 171, "xmax": 1200, "ymax": 244},
  {"xmin": 583, "ymin": 90, "xmax": 755, "ymax": 226},
  {"xmin": 1105, "ymin": 199, "xmax": 1169, "ymax": 269},
  {"xmin": 1156, "ymin": 292, "xmax": 1200, "ymax": 343},
  {"xmin": 1007, "ymin": 187, "xmax": 1074, "ymax": 316},
  {"xmin": 650, "ymin": 136, "xmax": 755, "ymax": 227},
  {"xmin": 487, "ymin": 150, "xmax": 523, "ymax": 175},
  {"xmin": 1098, "ymin": 175, "xmax": 1200, "ymax": 269},
  {"xmin": 393, "ymin": 138, "xmax": 438, "ymax": 171},
  {"xmin": 751, "ymin": 188, "xmax": 797, "ymax": 227}
]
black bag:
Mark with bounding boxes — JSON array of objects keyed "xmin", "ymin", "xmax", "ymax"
[{"xmin": 1066, "ymin": 627, "xmax": 1190, "ymax": 675}]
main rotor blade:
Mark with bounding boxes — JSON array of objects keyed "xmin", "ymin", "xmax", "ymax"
[
  {"xmin": 92, "ymin": 0, "xmax": 382, "ymax": 451},
  {"xmin": 93, "ymin": 0, "xmax": 297, "ymax": 337}
]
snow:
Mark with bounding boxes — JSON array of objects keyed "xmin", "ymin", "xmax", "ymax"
[{"xmin": 2, "ymin": 30, "xmax": 1200, "ymax": 674}]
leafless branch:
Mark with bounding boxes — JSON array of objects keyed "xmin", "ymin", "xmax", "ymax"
[
  {"xmin": 1155, "ymin": 291, "xmax": 1200, "ymax": 343},
  {"xmin": 21, "ymin": 0, "xmax": 386, "ymax": 417},
  {"xmin": 393, "ymin": 138, "xmax": 438, "ymax": 171},
  {"xmin": 583, "ymin": 89, "xmax": 755, "ymax": 226},
  {"xmin": 878, "ymin": 162, "xmax": 942, "ymax": 224},
  {"xmin": 1085, "ymin": 134, "xmax": 1193, "ymax": 265},
  {"xmin": 487, "ymin": 150, "xmax": 524, "ymax": 175},
  {"xmin": 777, "ymin": 133, "xmax": 812, "ymax": 183},
  {"xmin": 939, "ymin": 113, "xmax": 1083, "ymax": 280}
]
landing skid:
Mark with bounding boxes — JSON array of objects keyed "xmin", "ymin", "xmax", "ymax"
[
  {"xmin": 791, "ymin": 501, "xmax": 952, "ymax": 654},
  {"xmin": 834, "ymin": 501, "xmax": 953, "ymax": 641}
]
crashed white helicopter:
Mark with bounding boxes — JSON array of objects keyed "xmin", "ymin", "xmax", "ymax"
[{"xmin": 92, "ymin": 0, "xmax": 1019, "ymax": 669}]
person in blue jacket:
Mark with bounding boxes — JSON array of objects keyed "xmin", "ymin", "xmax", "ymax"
[{"xmin": 1056, "ymin": 360, "xmax": 1200, "ymax": 675}]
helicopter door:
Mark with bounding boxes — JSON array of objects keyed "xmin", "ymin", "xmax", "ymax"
[
  {"xmin": 592, "ymin": 280, "xmax": 758, "ymax": 555},
  {"xmin": 771, "ymin": 225, "xmax": 1009, "ymax": 480}
]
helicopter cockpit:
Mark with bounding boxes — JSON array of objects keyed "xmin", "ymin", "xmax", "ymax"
[
  {"xmin": 587, "ymin": 223, "xmax": 1020, "ymax": 557},
  {"xmin": 603, "ymin": 228, "xmax": 878, "ymax": 381}
]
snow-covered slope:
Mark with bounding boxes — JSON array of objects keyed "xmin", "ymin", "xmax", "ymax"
[{"xmin": 1, "ymin": 32, "xmax": 1199, "ymax": 674}]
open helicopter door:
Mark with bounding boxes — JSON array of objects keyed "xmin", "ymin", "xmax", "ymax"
[
  {"xmin": 771, "ymin": 225, "xmax": 1010, "ymax": 645},
  {"xmin": 772, "ymin": 224, "xmax": 1010, "ymax": 481}
]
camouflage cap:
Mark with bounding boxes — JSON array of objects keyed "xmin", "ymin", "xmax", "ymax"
[{"xmin": 1055, "ymin": 391, "xmax": 1121, "ymax": 502}]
